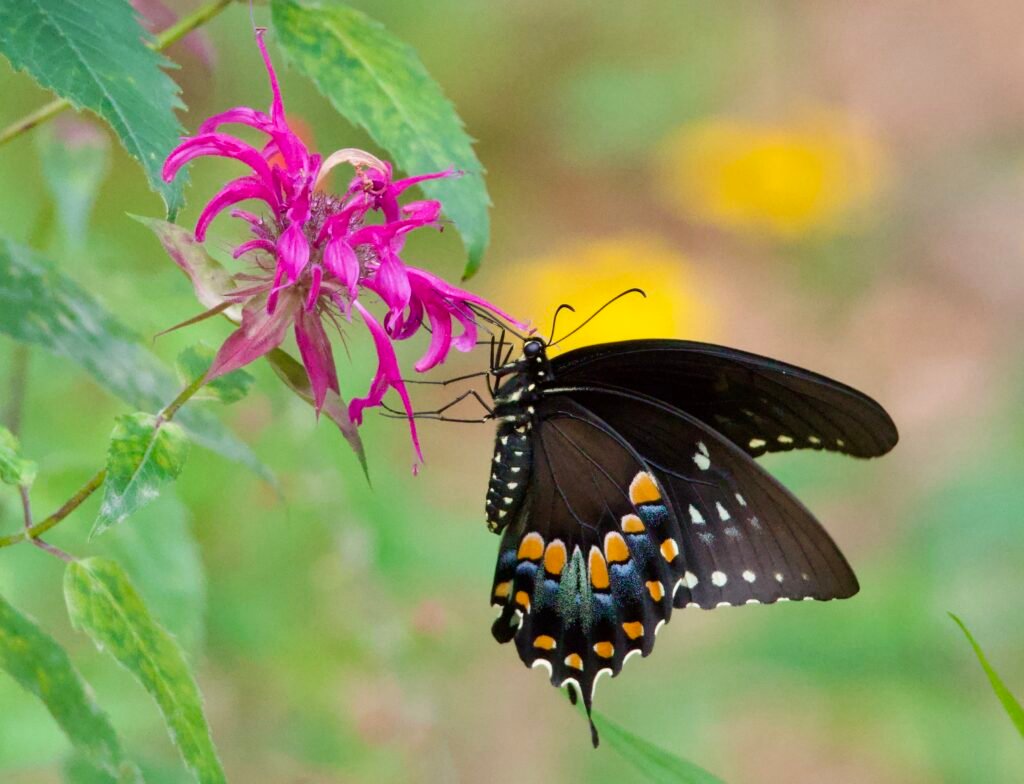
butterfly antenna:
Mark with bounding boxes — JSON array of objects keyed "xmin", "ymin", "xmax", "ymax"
[
  {"xmin": 549, "ymin": 288, "xmax": 647, "ymax": 347},
  {"xmin": 549, "ymin": 303, "xmax": 576, "ymax": 343},
  {"xmin": 467, "ymin": 303, "xmax": 529, "ymax": 341}
]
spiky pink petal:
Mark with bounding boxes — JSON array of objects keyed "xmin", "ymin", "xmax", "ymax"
[
  {"xmin": 162, "ymin": 134, "xmax": 275, "ymax": 189},
  {"xmin": 294, "ymin": 305, "xmax": 339, "ymax": 412},
  {"xmin": 195, "ymin": 176, "xmax": 278, "ymax": 241},
  {"xmin": 276, "ymin": 222, "xmax": 310, "ymax": 281},
  {"xmin": 350, "ymin": 301, "xmax": 421, "ymax": 461},
  {"xmin": 207, "ymin": 295, "xmax": 294, "ymax": 382}
]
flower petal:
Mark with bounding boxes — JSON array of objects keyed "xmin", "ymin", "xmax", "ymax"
[
  {"xmin": 207, "ymin": 294, "xmax": 295, "ymax": 381},
  {"xmin": 195, "ymin": 176, "xmax": 277, "ymax": 241},
  {"xmin": 294, "ymin": 304, "xmax": 339, "ymax": 412},
  {"xmin": 322, "ymin": 238, "xmax": 360, "ymax": 297},
  {"xmin": 197, "ymin": 106, "xmax": 273, "ymax": 135},
  {"xmin": 162, "ymin": 133, "xmax": 276, "ymax": 190},
  {"xmin": 305, "ymin": 264, "xmax": 323, "ymax": 311},
  {"xmin": 406, "ymin": 267, "xmax": 526, "ymax": 331},
  {"xmin": 350, "ymin": 301, "xmax": 422, "ymax": 462},
  {"xmin": 277, "ymin": 222, "xmax": 310, "ymax": 281},
  {"xmin": 232, "ymin": 238, "xmax": 276, "ymax": 259},
  {"xmin": 414, "ymin": 290, "xmax": 453, "ymax": 372}
]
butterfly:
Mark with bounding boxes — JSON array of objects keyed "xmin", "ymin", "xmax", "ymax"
[{"xmin": 478, "ymin": 299, "xmax": 898, "ymax": 747}]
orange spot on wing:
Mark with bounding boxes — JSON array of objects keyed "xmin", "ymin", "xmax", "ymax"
[
  {"xmin": 604, "ymin": 532, "xmax": 630, "ymax": 564},
  {"xmin": 544, "ymin": 540, "xmax": 567, "ymax": 576},
  {"xmin": 646, "ymin": 580, "xmax": 665, "ymax": 601},
  {"xmin": 493, "ymin": 581, "xmax": 511, "ymax": 599},
  {"xmin": 564, "ymin": 653, "xmax": 584, "ymax": 670},
  {"xmin": 533, "ymin": 635, "xmax": 557, "ymax": 650},
  {"xmin": 593, "ymin": 641, "xmax": 615, "ymax": 659},
  {"xmin": 517, "ymin": 532, "xmax": 544, "ymax": 561},
  {"xmin": 589, "ymin": 547, "xmax": 610, "ymax": 590},
  {"xmin": 622, "ymin": 621, "xmax": 644, "ymax": 640},
  {"xmin": 621, "ymin": 513, "xmax": 645, "ymax": 533},
  {"xmin": 629, "ymin": 472, "xmax": 661, "ymax": 505},
  {"xmin": 515, "ymin": 591, "xmax": 531, "ymax": 611},
  {"xmin": 660, "ymin": 538, "xmax": 680, "ymax": 562}
]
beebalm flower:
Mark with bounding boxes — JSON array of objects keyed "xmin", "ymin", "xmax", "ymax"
[{"xmin": 162, "ymin": 29, "xmax": 521, "ymax": 461}]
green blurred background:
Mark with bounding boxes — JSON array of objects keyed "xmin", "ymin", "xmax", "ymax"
[{"xmin": 2, "ymin": 1, "xmax": 1023, "ymax": 781}]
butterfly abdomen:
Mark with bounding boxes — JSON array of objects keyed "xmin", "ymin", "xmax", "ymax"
[{"xmin": 485, "ymin": 422, "xmax": 533, "ymax": 533}]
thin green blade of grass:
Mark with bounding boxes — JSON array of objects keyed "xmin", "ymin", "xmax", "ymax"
[{"xmin": 949, "ymin": 612, "xmax": 1024, "ymax": 739}]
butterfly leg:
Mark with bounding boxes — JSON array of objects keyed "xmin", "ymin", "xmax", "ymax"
[{"xmin": 378, "ymin": 390, "xmax": 494, "ymax": 422}]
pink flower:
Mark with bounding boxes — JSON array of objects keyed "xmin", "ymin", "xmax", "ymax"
[{"xmin": 162, "ymin": 29, "xmax": 523, "ymax": 462}]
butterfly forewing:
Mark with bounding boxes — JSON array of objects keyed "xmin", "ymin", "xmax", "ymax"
[{"xmin": 551, "ymin": 339, "xmax": 898, "ymax": 459}]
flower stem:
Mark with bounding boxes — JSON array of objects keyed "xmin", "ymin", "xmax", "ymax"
[
  {"xmin": 0, "ymin": 373, "xmax": 208, "ymax": 550},
  {"xmin": 4, "ymin": 345, "xmax": 30, "ymax": 435},
  {"xmin": 0, "ymin": 0, "xmax": 236, "ymax": 149}
]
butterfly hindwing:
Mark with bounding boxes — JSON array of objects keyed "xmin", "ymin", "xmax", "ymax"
[
  {"xmin": 571, "ymin": 388, "xmax": 860, "ymax": 608},
  {"xmin": 489, "ymin": 398, "xmax": 687, "ymax": 740},
  {"xmin": 551, "ymin": 339, "xmax": 898, "ymax": 459}
]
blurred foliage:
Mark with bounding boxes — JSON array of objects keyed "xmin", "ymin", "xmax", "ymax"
[{"xmin": 1, "ymin": 1, "xmax": 1023, "ymax": 783}]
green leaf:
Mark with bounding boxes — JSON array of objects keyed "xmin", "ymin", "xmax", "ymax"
[
  {"xmin": 0, "ymin": 0, "xmax": 185, "ymax": 214},
  {"xmin": 177, "ymin": 344, "xmax": 254, "ymax": 405},
  {"xmin": 949, "ymin": 612, "xmax": 1024, "ymax": 738},
  {"xmin": 0, "ymin": 592, "xmax": 141, "ymax": 782},
  {"xmin": 65, "ymin": 557, "xmax": 226, "ymax": 784},
  {"xmin": 271, "ymin": 0, "xmax": 490, "ymax": 277},
  {"xmin": 0, "ymin": 236, "xmax": 272, "ymax": 483},
  {"xmin": 592, "ymin": 710, "xmax": 725, "ymax": 784},
  {"xmin": 97, "ymin": 493, "xmax": 206, "ymax": 656},
  {"xmin": 266, "ymin": 347, "xmax": 368, "ymax": 480},
  {"xmin": 0, "ymin": 424, "xmax": 37, "ymax": 487},
  {"xmin": 36, "ymin": 119, "xmax": 111, "ymax": 250},
  {"xmin": 93, "ymin": 413, "xmax": 189, "ymax": 537}
]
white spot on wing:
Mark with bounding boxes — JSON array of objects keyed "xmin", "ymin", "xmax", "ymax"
[
  {"xmin": 735, "ymin": 493, "xmax": 747, "ymax": 507},
  {"xmin": 742, "ymin": 570, "xmax": 756, "ymax": 583},
  {"xmin": 777, "ymin": 435, "xmax": 794, "ymax": 444},
  {"xmin": 531, "ymin": 658, "xmax": 553, "ymax": 677},
  {"xmin": 711, "ymin": 571, "xmax": 727, "ymax": 587},
  {"xmin": 693, "ymin": 441, "xmax": 711, "ymax": 470},
  {"xmin": 749, "ymin": 438, "xmax": 766, "ymax": 449},
  {"xmin": 689, "ymin": 505, "xmax": 705, "ymax": 525},
  {"xmin": 716, "ymin": 502, "xmax": 731, "ymax": 521},
  {"xmin": 683, "ymin": 571, "xmax": 699, "ymax": 588}
]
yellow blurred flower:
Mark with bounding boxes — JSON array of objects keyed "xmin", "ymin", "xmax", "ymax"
[
  {"xmin": 659, "ymin": 112, "xmax": 884, "ymax": 237},
  {"xmin": 501, "ymin": 235, "xmax": 717, "ymax": 352}
]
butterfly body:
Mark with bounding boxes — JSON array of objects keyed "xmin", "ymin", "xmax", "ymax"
[{"xmin": 480, "ymin": 335, "xmax": 898, "ymax": 746}]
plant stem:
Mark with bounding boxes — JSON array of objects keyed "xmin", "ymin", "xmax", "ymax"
[
  {"xmin": 0, "ymin": 374, "xmax": 208, "ymax": 550},
  {"xmin": 19, "ymin": 485, "xmax": 74, "ymax": 562},
  {"xmin": 4, "ymin": 345, "xmax": 30, "ymax": 435},
  {"xmin": 0, "ymin": 0, "xmax": 235, "ymax": 149}
]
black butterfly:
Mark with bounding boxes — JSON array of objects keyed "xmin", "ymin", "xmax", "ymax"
[{"xmin": 478, "ymin": 304, "xmax": 898, "ymax": 747}]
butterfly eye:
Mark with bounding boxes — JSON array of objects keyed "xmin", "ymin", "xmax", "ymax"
[{"xmin": 523, "ymin": 340, "xmax": 543, "ymax": 358}]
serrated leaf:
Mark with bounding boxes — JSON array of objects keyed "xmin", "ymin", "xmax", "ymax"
[
  {"xmin": 0, "ymin": 0, "xmax": 185, "ymax": 213},
  {"xmin": 131, "ymin": 216, "xmax": 243, "ymax": 320},
  {"xmin": 266, "ymin": 347, "xmax": 368, "ymax": 480},
  {"xmin": 93, "ymin": 413, "xmax": 189, "ymax": 537},
  {"xmin": 591, "ymin": 710, "xmax": 725, "ymax": 784},
  {"xmin": 271, "ymin": 0, "xmax": 490, "ymax": 277},
  {"xmin": 0, "ymin": 236, "xmax": 272, "ymax": 483},
  {"xmin": 0, "ymin": 424, "xmax": 37, "ymax": 487},
  {"xmin": 65, "ymin": 557, "xmax": 226, "ymax": 784},
  {"xmin": 949, "ymin": 612, "xmax": 1024, "ymax": 738},
  {"xmin": 0, "ymin": 592, "xmax": 141, "ymax": 782},
  {"xmin": 177, "ymin": 344, "xmax": 254, "ymax": 405},
  {"xmin": 37, "ymin": 119, "xmax": 111, "ymax": 251}
]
